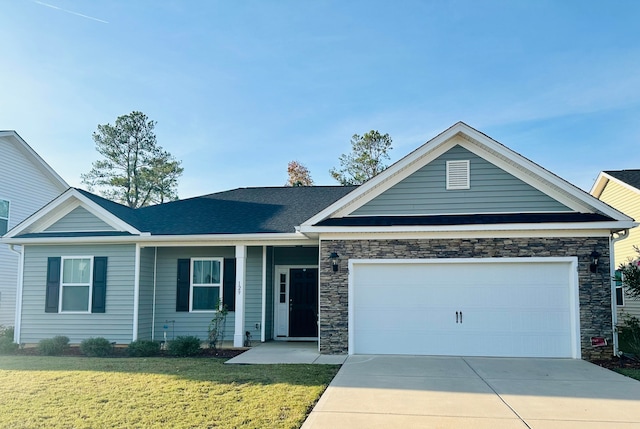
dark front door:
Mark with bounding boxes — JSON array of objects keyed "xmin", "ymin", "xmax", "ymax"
[{"xmin": 289, "ymin": 268, "xmax": 318, "ymax": 337}]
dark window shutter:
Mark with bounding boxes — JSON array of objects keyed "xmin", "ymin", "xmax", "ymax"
[
  {"xmin": 45, "ymin": 257, "xmax": 61, "ymax": 313},
  {"xmin": 176, "ymin": 259, "xmax": 190, "ymax": 312},
  {"xmin": 92, "ymin": 257, "xmax": 108, "ymax": 313},
  {"xmin": 223, "ymin": 258, "xmax": 236, "ymax": 311}
]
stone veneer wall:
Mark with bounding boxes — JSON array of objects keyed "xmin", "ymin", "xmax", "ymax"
[{"xmin": 319, "ymin": 237, "xmax": 613, "ymax": 360}]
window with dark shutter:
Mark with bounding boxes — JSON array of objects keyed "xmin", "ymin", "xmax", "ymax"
[
  {"xmin": 45, "ymin": 257, "xmax": 61, "ymax": 313},
  {"xmin": 176, "ymin": 259, "xmax": 190, "ymax": 311}
]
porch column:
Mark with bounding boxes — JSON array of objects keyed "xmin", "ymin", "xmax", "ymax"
[{"xmin": 233, "ymin": 245, "xmax": 247, "ymax": 347}]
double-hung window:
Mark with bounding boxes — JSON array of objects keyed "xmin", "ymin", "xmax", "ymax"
[
  {"xmin": 0, "ymin": 199, "xmax": 9, "ymax": 235},
  {"xmin": 190, "ymin": 258, "xmax": 223, "ymax": 311},
  {"xmin": 60, "ymin": 257, "xmax": 93, "ymax": 312}
]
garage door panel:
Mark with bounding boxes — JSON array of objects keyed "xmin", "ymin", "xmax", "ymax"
[{"xmin": 352, "ymin": 260, "xmax": 576, "ymax": 358}]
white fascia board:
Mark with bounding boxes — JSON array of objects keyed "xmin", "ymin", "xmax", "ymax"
[
  {"xmin": 302, "ymin": 122, "xmax": 632, "ymax": 226},
  {"xmin": 1, "ymin": 232, "xmax": 315, "ymax": 247},
  {"xmin": 5, "ymin": 189, "xmax": 141, "ymax": 237},
  {"xmin": 301, "ymin": 124, "xmax": 466, "ymax": 226},
  {"xmin": 454, "ymin": 128, "xmax": 632, "ymax": 221},
  {"xmin": 300, "ymin": 220, "xmax": 636, "ymax": 235},
  {"xmin": 0, "ymin": 131, "xmax": 69, "ymax": 191},
  {"xmin": 318, "ymin": 229, "xmax": 615, "ymax": 240},
  {"xmin": 591, "ymin": 172, "xmax": 640, "ymax": 199}
]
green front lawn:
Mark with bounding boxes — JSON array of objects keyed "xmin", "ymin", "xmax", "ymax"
[
  {"xmin": 615, "ymin": 368, "xmax": 640, "ymax": 381},
  {"xmin": 0, "ymin": 356, "xmax": 339, "ymax": 429}
]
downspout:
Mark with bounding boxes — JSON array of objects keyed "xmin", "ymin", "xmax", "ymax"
[
  {"xmin": 261, "ymin": 246, "xmax": 266, "ymax": 343},
  {"xmin": 9, "ymin": 245, "xmax": 23, "ymax": 344},
  {"xmin": 151, "ymin": 247, "xmax": 158, "ymax": 341},
  {"xmin": 611, "ymin": 229, "xmax": 629, "ymax": 355},
  {"xmin": 132, "ymin": 243, "xmax": 141, "ymax": 342}
]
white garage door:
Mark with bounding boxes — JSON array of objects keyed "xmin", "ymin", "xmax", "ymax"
[{"xmin": 351, "ymin": 258, "xmax": 579, "ymax": 358}]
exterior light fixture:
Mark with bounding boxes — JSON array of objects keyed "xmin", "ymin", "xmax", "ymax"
[
  {"xmin": 330, "ymin": 252, "xmax": 340, "ymax": 272},
  {"xmin": 590, "ymin": 250, "xmax": 601, "ymax": 273}
]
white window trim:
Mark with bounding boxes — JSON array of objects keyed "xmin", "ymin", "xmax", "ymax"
[
  {"xmin": 59, "ymin": 256, "xmax": 93, "ymax": 314},
  {"xmin": 616, "ymin": 286, "xmax": 625, "ymax": 307},
  {"xmin": 446, "ymin": 160, "xmax": 470, "ymax": 190},
  {"xmin": 0, "ymin": 198, "xmax": 10, "ymax": 235},
  {"xmin": 189, "ymin": 257, "xmax": 224, "ymax": 313}
]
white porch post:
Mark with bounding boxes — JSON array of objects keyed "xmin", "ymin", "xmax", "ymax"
[{"xmin": 233, "ymin": 245, "xmax": 247, "ymax": 347}]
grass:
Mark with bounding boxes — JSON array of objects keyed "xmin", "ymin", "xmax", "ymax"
[
  {"xmin": 0, "ymin": 356, "xmax": 339, "ymax": 429},
  {"xmin": 615, "ymin": 368, "xmax": 640, "ymax": 381}
]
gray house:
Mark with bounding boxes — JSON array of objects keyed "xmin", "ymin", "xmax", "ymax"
[
  {"xmin": 2, "ymin": 122, "xmax": 634, "ymax": 360},
  {"xmin": 0, "ymin": 131, "xmax": 68, "ymax": 327}
]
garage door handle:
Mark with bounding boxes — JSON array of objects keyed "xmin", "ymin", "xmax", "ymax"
[
  {"xmin": 460, "ymin": 311, "xmax": 463, "ymax": 324},
  {"xmin": 456, "ymin": 311, "xmax": 459, "ymax": 323}
]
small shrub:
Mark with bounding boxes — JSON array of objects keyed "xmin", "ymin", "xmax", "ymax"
[
  {"xmin": 127, "ymin": 340, "xmax": 161, "ymax": 357},
  {"xmin": 0, "ymin": 325, "xmax": 14, "ymax": 340},
  {"xmin": 80, "ymin": 337, "xmax": 113, "ymax": 357},
  {"xmin": 167, "ymin": 336, "xmax": 202, "ymax": 357},
  {"xmin": 38, "ymin": 336, "xmax": 70, "ymax": 356},
  {"xmin": 618, "ymin": 313, "xmax": 640, "ymax": 356},
  {"xmin": 0, "ymin": 337, "xmax": 18, "ymax": 354}
]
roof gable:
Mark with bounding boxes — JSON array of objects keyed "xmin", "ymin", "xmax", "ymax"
[
  {"xmin": 352, "ymin": 144, "xmax": 571, "ymax": 216},
  {"xmin": 0, "ymin": 131, "xmax": 68, "ymax": 191},
  {"xmin": 302, "ymin": 122, "xmax": 633, "ymax": 228}
]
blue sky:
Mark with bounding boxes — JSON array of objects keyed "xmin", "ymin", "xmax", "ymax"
[{"xmin": 2, "ymin": 0, "xmax": 640, "ymax": 198}]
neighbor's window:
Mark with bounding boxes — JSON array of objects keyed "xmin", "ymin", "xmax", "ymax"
[
  {"xmin": 615, "ymin": 269, "xmax": 624, "ymax": 306},
  {"xmin": 61, "ymin": 257, "xmax": 93, "ymax": 312},
  {"xmin": 0, "ymin": 199, "xmax": 9, "ymax": 235},
  {"xmin": 191, "ymin": 258, "xmax": 223, "ymax": 311}
]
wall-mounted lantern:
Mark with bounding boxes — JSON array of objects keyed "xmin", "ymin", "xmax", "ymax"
[
  {"xmin": 330, "ymin": 252, "xmax": 340, "ymax": 272},
  {"xmin": 590, "ymin": 250, "xmax": 601, "ymax": 273}
]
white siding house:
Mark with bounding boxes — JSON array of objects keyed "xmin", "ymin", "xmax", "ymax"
[{"xmin": 0, "ymin": 131, "xmax": 68, "ymax": 328}]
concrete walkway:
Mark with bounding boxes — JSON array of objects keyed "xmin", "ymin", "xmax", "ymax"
[
  {"xmin": 225, "ymin": 341, "xmax": 347, "ymax": 364},
  {"xmin": 303, "ymin": 355, "xmax": 640, "ymax": 428}
]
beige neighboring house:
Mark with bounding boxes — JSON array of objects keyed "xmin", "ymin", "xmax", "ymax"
[
  {"xmin": 591, "ymin": 170, "xmax": 640, "ymax": 320},
  {"xmin": 0, "ymin": 131, "xmax": 68, "ymax": 328}
]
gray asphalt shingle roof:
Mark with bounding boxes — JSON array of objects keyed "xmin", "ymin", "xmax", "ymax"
[
  {"xmin": 76, "ymin": 186, "xmax": 357, "ymax": 235},
  {"xmin": 605, "ymin": 170, "xmax": 640, "ymax": 191}
]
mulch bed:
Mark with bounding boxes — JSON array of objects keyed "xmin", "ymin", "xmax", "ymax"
[
  {"xmin": 12, "ymin": 346, "xmax": 247, "ymax": 359},
  {"xmin": 591, "ymin": 355, "xmax": 640, "ymax": 370}
]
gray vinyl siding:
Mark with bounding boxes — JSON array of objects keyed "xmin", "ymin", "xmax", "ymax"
[
  {"xmin": 274, "ymin": 247, "xmax": 319, "ymax": 266},
  {"xmin": 0, "ymin": 136, "xmax": 67, "ymax": 327},
  {"xmin": 352, "ymin": 145, "xmax": 571, "ymax": 215},
  {"xmin": 244, "ymin": 246, "xmax": 263, "ymax": 343},
  {"xmin": 153, "ymin": 246, "xmax": 236, "ymax": 342},
  {"xmin": 20, "ymin": 244, "xmax": 136, "ymax": 344},
  {"xmin": 264, "ymin": 247, "xmax": 274, "ymax": 341},
  {"xmin": 45, "ymin": 206, "xmax": 115, "ymax": 232},
  {"xmin": 137, "ymin": 247, "xmax": 155, "ymax": 341}
]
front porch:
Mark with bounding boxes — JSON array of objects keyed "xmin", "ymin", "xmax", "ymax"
[{"xmin": 226, "ymin": 341, "xmax": 346, "ymax": 364}]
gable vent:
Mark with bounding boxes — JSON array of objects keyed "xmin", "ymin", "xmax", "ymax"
[{"xmin": 446, "ymin": 160, "xmax": 470, "ymax": 190}]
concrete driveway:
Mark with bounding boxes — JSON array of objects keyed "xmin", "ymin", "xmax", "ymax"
[{"xmin": 303, "ymin": 355, "xmax": 640, "ymax": 428}]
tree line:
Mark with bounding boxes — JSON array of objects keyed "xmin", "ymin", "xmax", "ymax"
[{"xmin": 83, "ymin": 111, "xmax": 393, "ymax": 207}]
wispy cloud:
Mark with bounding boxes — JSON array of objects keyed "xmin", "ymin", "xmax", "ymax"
[{"xmin": 33, "ymin": 1, "xmax": 108, "ymax": 24}]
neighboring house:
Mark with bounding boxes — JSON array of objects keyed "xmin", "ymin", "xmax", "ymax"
[
  {"xmin": 2, "ymin": 122, "xmax": 634, "ymax": 360},
  {"xmin": 0, "ymin": 131, "xmax": 69, "ymax": 327},
  {"xmin": 591, "ymin": 170, "xmax": 640, "ymax": 320}
]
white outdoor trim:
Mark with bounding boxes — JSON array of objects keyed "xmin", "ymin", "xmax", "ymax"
[
  {"xmin": 591, "ymin": 171, "xmax": 640, "ymax": 199},
  {"xmin": 301, "ymin": 122, "xmax": 632, "ymax": 227},
  {"xmin": 300, "ymin": 221, "xmax": 636, "ymax": 235},
  {"xmin": 233, "ymin": 245, "xmax": 247, "ymax": 347},
  {"xmin": 132, "ymin": 244, "xmax": 140, "ymax": 341},
  {"xmin": 0, "ymin": 197, "xmax": 10, "ymax": 235},
  {"xmin": 316, "ymin": 229, "xmax": 616, "ymax": 241},
  {"xmin": 0, "ymin": 131, "xmax": 69, "ymax": 191},
  {"xmin": 347, "ymin": 256, "xmax": 581, "ymax": 358},
  {"xmin": 59, "ymin": 256, "xmax": 93, "ymax": 314},
  {"xmin": 4, "ymin": 188, "xmax": 142, "ymax": 238},
  {"xmin": 151, "ymin": 246, "xmax": 158, "ymax": 341},
  {"xmin": 9, "ymin": 245, "xmax": 24, "ymax": 344},
  {"xmin": 188, "ymin": 257, "xmax": 224, "ymax": 312}
]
